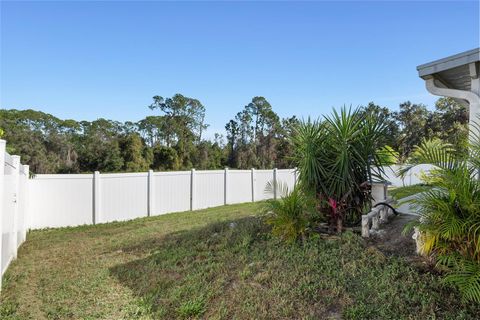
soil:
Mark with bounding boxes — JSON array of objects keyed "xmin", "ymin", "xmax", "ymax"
[
  {"xmin": 367, "ymin": 214, "xmax": 416, "ymax": 256},
  {"xmin": 366, "ymin": 213, "xmax": 434, "ymax": 270}
]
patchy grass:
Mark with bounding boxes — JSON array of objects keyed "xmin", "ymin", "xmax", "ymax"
[
  {"xmin": 389, "ymin": 184, "xmax": 430, "ymax": 200},
  {"xmin": 1, "ymin": 202, "xmax": 479, "ymax": 319}
]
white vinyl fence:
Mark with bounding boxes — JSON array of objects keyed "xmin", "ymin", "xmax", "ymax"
[
  {"xmin": 382, "ymin": 164, "xmax": 434, "ymax": 187},
  {"xmin": 0, "ymin": 140, "xmax": 29, "ymax": 288},
  {"xmin": 25, "ymin": 166, "xmax": 433, "ymax": 229},
  {"xmin": 28, "ymin": 168, "xmax": 298, "ymax": 229},
  {"xmin": 0, "ymin": 137, "xmax": 435, "ymax": 285}
]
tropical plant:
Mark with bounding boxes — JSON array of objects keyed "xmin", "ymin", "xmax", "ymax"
[
  {"xmin": 263, "ymin": 182, "xmax": 318, "ymax": 242},
  {"xmin": 290, "ymin": 107, "xmax": 391, "ymax": 232},
  {"xmin": 376, "ymin": 145, "xmax": 399, "ymax": 165},
  {"xmin": 401, "ymin": 130, "xmax": 480, "ymax": 302}
]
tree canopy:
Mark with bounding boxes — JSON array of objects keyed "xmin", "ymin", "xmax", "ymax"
[{"xmin": 0, "ymin": 96, "xmax": 468, "ymax": 174}]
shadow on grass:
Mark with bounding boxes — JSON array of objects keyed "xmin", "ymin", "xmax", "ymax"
[
  {"xmin": 109, "ymin": 216, "xmax": 277, "ymax": 319},
  {"xmin": 109, "ymin": 216, "xmax": 480, "ymax": 320}
]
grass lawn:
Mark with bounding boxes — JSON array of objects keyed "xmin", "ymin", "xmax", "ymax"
[
  {"xmin": 1, "ymin": 202, "xmax": 479, "ymax": 319},
  {"xmin": 389, "ymin": 184, "xmax": 431, "ymax": 200}
]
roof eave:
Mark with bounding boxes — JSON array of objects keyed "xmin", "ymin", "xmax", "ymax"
[{"xmin": 417, "ymin": 48, "xmax": 480, "ymax": 79}]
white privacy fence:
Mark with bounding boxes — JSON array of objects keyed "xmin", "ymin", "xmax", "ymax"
[
  {"xmin": 0, "ymin": 137, "xmax": 436, "ymax": 285},
  {"xmin": 21, "ymin": 165, "xmax": 434, "ymax": 229},
  {"xmin": 382, "ymin": 164, "xmax": 434, "ymax": 187},
  {"xmin": 28, "ymin": 168, "xmax": 298, "ymax": 229},
  {"xmin": 0, "ymin": 140, "xmax": 29, "ymax": 288}
]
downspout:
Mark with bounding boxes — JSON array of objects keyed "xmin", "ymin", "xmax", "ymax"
[{"xmin": 425, "ymin": 76, "xmax": 480, "ymax": 144}]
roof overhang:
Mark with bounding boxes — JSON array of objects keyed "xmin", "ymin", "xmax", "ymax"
[
  {"xmin": 417, "ymin": 48, "xmax": 480, "ymax": 92},
  {"xmin": 417, "ymin": 48, "xmax": 480, "ymax": 142}
]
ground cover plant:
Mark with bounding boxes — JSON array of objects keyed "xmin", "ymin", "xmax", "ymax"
[{"xmin": 1, "ymin": 202, "xmax": 479, "ymax": 319}]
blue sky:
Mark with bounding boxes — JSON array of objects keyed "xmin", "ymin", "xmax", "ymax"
[{"xmin": 1, "ymin": 1, "xmax": 479, "ymax": 138}]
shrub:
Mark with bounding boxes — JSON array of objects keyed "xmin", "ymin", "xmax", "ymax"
[
  {"xmin": 263, "ymin": 183, "xmax": 318, "ymax": 242},
  {"xmin": 402, "ymin": 134, "xmax": 480, "ymax": 302},
  {"xmin": 290, "ymin": 107, "xmax": 392, "ymax": 231}
]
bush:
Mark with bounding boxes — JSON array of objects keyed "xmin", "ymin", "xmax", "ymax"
[
  {"xmin": 263, "ymin": 184, "xmax": 319, "ymax": 242},
  {"xmin": 290, "ymin": 107, "xmax": 392, "ymax": 232},
  {"xmin": 402, "ymin": 136, "xmax": 480, "ymax": 302}
]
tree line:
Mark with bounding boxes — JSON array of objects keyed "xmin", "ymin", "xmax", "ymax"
[{"xmin": 0, "ymin": 94, "xmax": 468, "ymax": 174}]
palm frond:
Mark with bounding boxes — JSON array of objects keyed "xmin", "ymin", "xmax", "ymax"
[
  {"xmin": 264, "ymin": 180, "xmax": 291, "ymax": 198},
  {"xmin": 401, "ymin": 127, "xmax": 480, "ymax": 302},
  {"xmin": 263, "ymin": 186, "xmax": 319, "ymax": 242},
  {"xmin": 438, "ymin": 254, "xmax": 480, "ymax": 303}
]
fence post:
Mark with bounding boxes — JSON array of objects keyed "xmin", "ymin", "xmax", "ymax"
[
  {"xmin": 148, "ymin": 170, "xmax": 154, "ymax": 217},
  {"xmin": 22, "ymin": 165, "xmax": 29, "ymax": 243},
  {"xmin": 293, "ymin": 167, "xmax": 298, "ymax": 186},
  {"xmin": 224, "ymin": 167, "xmax": 229, "ymax": 205},
  {"xmin": 0, "ymin": 140, "xmax": 6, "ymax": 287},
  {"xmin": 11, "ymin": 155, "xmax": 20, "ymax": 258},
  {"xmin": 190, "ymin": 168, "xmax": 196, "ymax": 211},
  {"xmin": 93, "ymin": 171, "xmax": 101, "ymax": 224},
  {"xmin": 273, "ymin": 168, "xmax": 278, "ymax": 200},
  {"xmin": 251, "ymin": 168, "xmax": 255, "ymax": 202}
]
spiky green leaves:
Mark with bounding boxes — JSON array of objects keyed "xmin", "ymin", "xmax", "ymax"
[{"xmin": 402, "ymin": 124, "xmax": 480, "ymax": 302}]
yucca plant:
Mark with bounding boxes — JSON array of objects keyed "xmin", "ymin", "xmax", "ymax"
[
  {"xmin": 290, "ymin": 107, "xmax": 391, "ymax": 232},
  {"xmin": 263, "ymin": 182, "xmax": 318, "ymax": 242},
  {"xmin": 401, "ymin": 129, "xmax": 480, "ymax": 302}
]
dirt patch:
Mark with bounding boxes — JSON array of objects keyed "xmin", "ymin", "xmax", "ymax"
[
  {"xmin": 366, "ymin": 214, "xmax": 418, "ymax": 258},
  {"xmin": 366, "ymin": 213, "xmax": 440, "ymax": 275}
]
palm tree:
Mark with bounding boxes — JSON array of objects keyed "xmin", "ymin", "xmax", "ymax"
[
  {"xmin": 290, "ymin": 107, "xmax": 391, "ymax": 232},
  {"xmin": 400, "ymin": 129, "xmax": 480, "ymax": 302}
]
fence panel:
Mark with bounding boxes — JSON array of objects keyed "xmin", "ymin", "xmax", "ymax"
[
  {"xmin": 1, "ymin": 146, "xmax": 29, "ymax": 287},
  {"xmin": 100, "ymin": 173, "xmax": 148, "ymax": 223},
  {"xmin": 2, "ymin": 173, "xmax": 15, "ymax": 274},
  {"xmin": 17, "ymin": 168, "xmax": 28, "ymax": 245},
  {"xmin": 381, "ymin": 166, "xmax": 405, "ymax": 187},
  {"xmin": 195, "ymin": 170, "xmax": 224, "ymax": 210},
  {"xmin": 276, "ymin": 169, "xmax": 296, "ymax": 193},
  {"xmin": 152, "ymin": 171, "xmax": 191, "ymax": 215},
  {"xmin": 255, "ymin": 170, "xmax": 274, "ymax": 201},
  {"xmin": 228, "ymin": 170, "xmax": 252, "ymax": 204},
  {"xmin": 381, "ymin": 165, "xmax": 434, "ymax": 187},
  {"xmin": 28, "ymin": 175, "xmax": 93, "ymax": 229},
  {"xmin": 409, "ymin": 164, "xmax": 434, "ymax": 185}
]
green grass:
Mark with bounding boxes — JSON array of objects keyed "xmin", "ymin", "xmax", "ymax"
[
  {"xmin": 1, "ymin": 202, "xmax": 479, "ymax": 319},
  {"xmin": 389, "ymin": 184, "xmax": 431, "ymax": 200}
]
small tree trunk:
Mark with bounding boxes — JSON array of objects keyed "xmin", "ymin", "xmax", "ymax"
[{"xmin": 336, "ymin": 217, "xmax": 343, "ymax": 234}]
